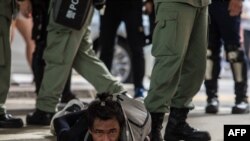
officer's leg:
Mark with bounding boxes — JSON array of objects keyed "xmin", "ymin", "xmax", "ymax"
[
  {"xmin": 204, "ymin": 44, "xmax": 222, "ymax": 114},
  {"xmin": 60, "ymin": 70, "xmax": 76, "ymax": 103},
  {"xmin": 144, "ymin": 3, "xmax": 210, "ymax": 141},
  {"xmin": 167, "ymin": 5, "xmax": 211, "ymax": 141},
  {"xmin": 124, "ymin": 3, "xmax": 145, "ymax": 98},
  {"xmin": 203, "ymin": 2, "xmax": 226, "ymax": 114},
  {"xmin": 27, "ymin": 3, "xmax": 90, "ymax": 126},
  {"xmin": 73, "ymin": 27, "xmax": 125, "ymax": 94},
  {"xmin": 0, "ymin": 16, "xmax": 23, "ymax": 128},
  {"xmin": 204, "ymin": 12, "xmax": 222, "ymax": 113},
  {"xmin": 99, "ymin": 4, "xmax": 121, "ymax": 70},
  {"xmin": 0, "ymin": 16, "xmax": 12, "ymax": 116},
  {"xmin": 35, "ymin": 28, "xmax": 81, "ymax": 112},
  {"xmin": 218, "ymin": 5, "xmax": 249, "ymax": 113},
  {"xmin": 31, "ymin": 0, "xmax": 75, "ymax": 106},
  {"xmin": 32, "ymin": 33, "xmax": 75, "ymax": 104},
  {"xmin": 225, "ymin": 45, "xmax": 249, "ymax": 113},
  {"xmin": 32, "ymin": 41, "xmax": 46, "ymax": 93},
  {"xmin": 28, "ymin": 28, "xmax": 75, "ymax": 125},
  {"xmin": 205, "ymin": 46, "xmax": 221, "ymax": 101},
  {"xmin": 31, "ymin": 0, "xmax": 49, "ymax": 93}
]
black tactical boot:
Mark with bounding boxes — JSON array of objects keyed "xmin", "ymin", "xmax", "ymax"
[
  {"xmin": 26, "ymin": 109, "xmax": 54, "ymax": 125},
  {"xmin": 164, "ymin": 107, "xmax": 211, "ymax": 141},
  {"xmin": 204, "ymin": 80, "xmax": 219, "ymax": 114},
  {"xmin": 232, "ymin": 98, "xmax": 249, "ymax": 114},
  {"xmin": 150, "ymin": 113, "xmax": 165, "ymax": 141},
  {"xmin": 0, "ymin": 113, "xmax": 23, "ymax": 128},
  {"xmin": 205, "ymin": 97, "xmax": 219, "ymax": 114},
  {"xmin": 233, "ymin": 82, "xmax": 249, "ymax": 114}
]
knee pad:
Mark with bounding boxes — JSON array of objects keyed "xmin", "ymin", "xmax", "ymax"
[
  {"xmin": 225, "ymin": 45, "xmax": 248, "ymax": 82},
  {"xmin": 226, "ymin": 45, "xmax": 245, "ymax": 63},
  {"xmin": 205, "ymin": 49, "xmax": 213, "ymax": 80},
  {"xmin": 205, "ymin": 49, "xmax": 221, "ymax": 80}
]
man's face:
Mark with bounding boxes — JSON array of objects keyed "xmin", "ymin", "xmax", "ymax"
[{"xmin": 90, "ymin": 118, "xmax": 121, "ymax": 141}]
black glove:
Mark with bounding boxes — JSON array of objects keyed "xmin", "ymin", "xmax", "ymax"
[{"xmin": 93, "ymin": 0, "xmax": 106, "ymax": 10}]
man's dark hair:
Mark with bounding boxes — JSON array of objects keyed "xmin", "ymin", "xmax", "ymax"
[{"xmin": 87, "ymin": 93, "xmax": 125, "ymax": 130}]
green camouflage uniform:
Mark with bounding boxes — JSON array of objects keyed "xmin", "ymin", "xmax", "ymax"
[
  {"xmin": 36, "ymin": 1, "xmax": 124, "ymax": 112},
  {"xmin": 145, "ymin": 0, "xmax": 211, "ymax": 113}
]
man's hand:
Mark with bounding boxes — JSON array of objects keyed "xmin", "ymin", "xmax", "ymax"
[
  {"xmin": 228, "ymin": 0, "xmax": 243, "ymax": 16},
  {"xmin": 18, "ymin": 0, "xmax": 32, "ymax": 18}
]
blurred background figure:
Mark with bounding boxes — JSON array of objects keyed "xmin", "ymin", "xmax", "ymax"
[
  {"xmin": 98, "ymin": 0, "xmax": 146, "ymax": 98},
  {"xmin": 242, "ymin": 0, "xmax": 250, "ymax": 65},
  {"xmin": 144, "ymin": 0, "xmax": 155, "ymax": 44},
  {"xmin": 10, "ymin": 1, "xmax": 35, "ymax": 86},
  {"xmin": 11, "ymin": 12, "xmax": 35, "ymax": 70},
  {"xmin": 204, "ymin": 0, "xmax": 249, "ymax": 114}
]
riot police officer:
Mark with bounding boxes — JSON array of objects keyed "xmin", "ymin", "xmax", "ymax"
[
  {"xmin": 205, "ymin": 0, "xmax": 249, "ymax": 114},
  {"xmin": 24, "ymin": 0, "xmax": 125, "ymax": 125}
]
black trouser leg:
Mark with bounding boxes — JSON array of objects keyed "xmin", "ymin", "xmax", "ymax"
[
  {"xmin": 124, "ymin": 4, "xmax": 145, "ymax": 88},
  {"xmin": 61, "ymin": 70, "xmax": 76, "ymax": 103},
  {"xmin": 32, "ymin": 42, "xmax": 46, "ymax": 94}
]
